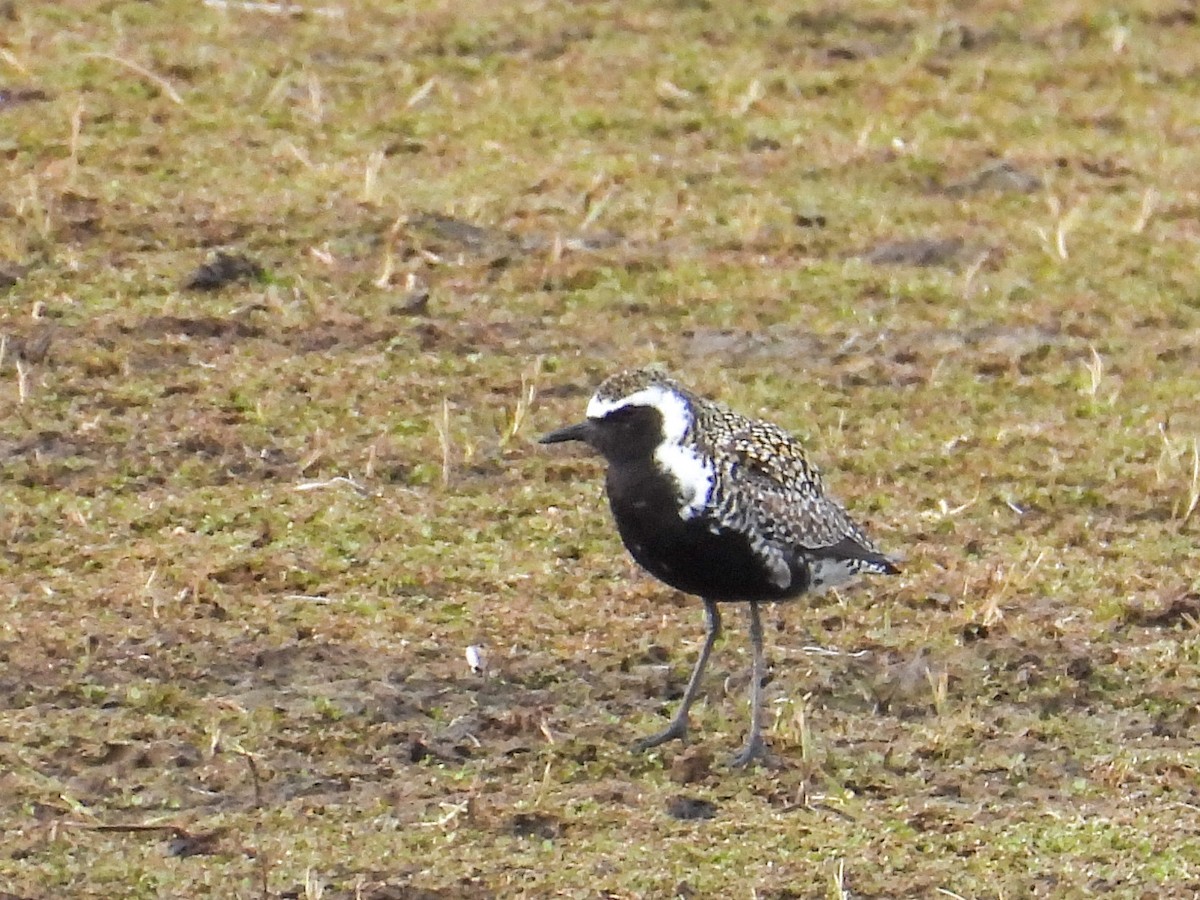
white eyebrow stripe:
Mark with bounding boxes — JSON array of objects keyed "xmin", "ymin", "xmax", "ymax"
[
  {"xmin": 585, "ymin": 385, "xmax": 692, "ymax": 444},
  {"xmin": 586, "ymin": 384, "xmax": 710, "ymax": 518}
]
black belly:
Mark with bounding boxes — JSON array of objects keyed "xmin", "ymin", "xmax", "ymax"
[{"xmin": 606, "ymin": 466, "xmax": 807, "ymax": 603}]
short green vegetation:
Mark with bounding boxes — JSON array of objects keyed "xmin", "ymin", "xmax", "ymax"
[{"xmin": 4, "ymin": 0, "xmax": 1200, "ymax": 896}]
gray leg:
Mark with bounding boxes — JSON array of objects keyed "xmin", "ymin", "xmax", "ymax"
[
  {"xmin": 634, "ymin": 599, "xmax": 721, "ymax": 752},
  {"xmin": 730, "ymin": 600, "xmax": 769, "ymax": 767}
]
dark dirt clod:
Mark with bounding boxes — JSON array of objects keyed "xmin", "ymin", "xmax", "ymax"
[
  {"xmin": 665, "ymin": 796, "xmax": 717, "ymax": 821},
  {"xmin": 184, "ymin": 251, "xmax": 265, "ymax": 291},
  {"xmin": 669, "ymin": 748, "xmax": 713, "ymax": 784},
  {"xmin": 941, "ymin": 160, "xmax": 1043, "ymax": 195},
  {"xmin": 5, "ymin": 329, "xmax": 53, "ymax": 363},
  {"xmin": 1124, "ymin": 594, "xmax": 1200, "ymax": 628},
  {"xmin": 860, "ymin": 237, "xmax": 965, "ymax": 267},
  {"xmin": 0, "ymin": 87, "xmax": 51, "ymax": 109},
  {"xmin": 165, "ymin": 829, "xmax": 227, "ymax": 858},
  {"xmin": 748, "ymin": 135, "xmax": 782, "ymax": 152},
  {"xmin": 506, "ymin": 811, "xmax": 562, "ymax": 839},
  {"xmin": 408, "ymin": 212, "xmax": 520, "ymax": 255},
  {"xmin": 1066, "ymin": 656, "xmax": 1094, "ymax": 682},
  {"xmin": 962, "ymin": 622, "xmax": 990, "ymax": 642},
  {"xmin": 391, "ymin": 288, "xmax": 431, "ymax": 316},
  {"xmin": 128, "ymin": 314, "xmax": 263, "ymax": 341}
]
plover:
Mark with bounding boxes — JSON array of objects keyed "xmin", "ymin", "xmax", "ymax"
[{"xmin": 540, "ymin": 366, "xmax": 899, "ymax": 766}]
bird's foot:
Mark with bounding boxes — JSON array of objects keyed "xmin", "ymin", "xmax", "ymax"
[
  {"xmin": 729, "ymin": 733, "xmax": 771, "ymax": 768},
  {"xmin": 633, "ymin": 718, "xmax": 688, "ymax": 752}
]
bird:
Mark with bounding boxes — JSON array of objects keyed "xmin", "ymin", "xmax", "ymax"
[{"xmin": 539, "ymin": 366, "xmax": 899, "ymax": 766}]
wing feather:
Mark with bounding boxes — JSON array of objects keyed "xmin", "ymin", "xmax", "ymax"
[{"xmin": 698, "ymin": 409, "xmax": 890, "ymax": 565}]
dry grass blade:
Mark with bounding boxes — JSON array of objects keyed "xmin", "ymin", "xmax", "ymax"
[
  {"xmin": 361, "ymin": 149, "xmax": 385, "ymax": 205},
  {"xmin": 0, "ymin": 47, "xmax": 33, "ymax": 75},
  {"xmin": 203, "ymin": 0, "xmax": 345, "ymax": 15},
  {"xmin": 81, "ymin": 52, "xmax": 184, "ymax": 105},
  {"xmin": 828, "ymin": 858, "xmax": 849, "ymax": 900},
  {"xmin": 15, "ymin": 358, "xmax": 32, "ymax": 403},
  {"xmin": 405, "ymin": 77, "xmax": 438, "ymax": 110},
  {"xmin": 9, "ymin": 2, "xmax": 1200, "ymax": 897},
  {"xmin": 1083, "ymin": 345, "xmax": 1104, "ymax": 397},
  {"xmin": 68, "ymin": 99, "xmax": 84, "ymax": 185},
  {"xmin": 1132, "ymin": 187, "xmax": 1158, "ymax": 234},
  {"xmin": 294, "ymin": 476, "xmax": 371, "ymax": 496},
  {"xmin": 502, "ymin": 356, "xmax": 544, "ymax": 446},
  {"xmin": 1182, "ymin": 437, "xmax": 1200, "ymax": 525},
  {"xmin": 926, "ymin": 666, "xmax": 950, "ymax": 716},
  {"xmin": 231, "ymin": 746, "xmax": 265, "ymax": 809},
  {"xmin": 438, "ymin": 397, "xmax": 452, "ymax": 487}
]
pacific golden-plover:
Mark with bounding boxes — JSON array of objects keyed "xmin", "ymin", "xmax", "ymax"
[{"xmin": 540, "ymin": 367, "xmax": 899, "ymax": 766}]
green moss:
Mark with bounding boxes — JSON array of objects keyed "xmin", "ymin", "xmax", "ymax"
[{"xmin": 5, "ymin": 0, "xmax": 1200, "ymax": 895}]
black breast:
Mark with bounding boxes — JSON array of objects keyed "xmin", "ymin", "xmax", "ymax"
[{"xmin": 605, "ymin": 461, "xmax": 807, "ymax": 603}]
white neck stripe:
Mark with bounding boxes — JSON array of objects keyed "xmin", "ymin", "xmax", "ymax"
[{"xmin": 586, "ymin": 383, "xmax": 712, "ymax": 519}]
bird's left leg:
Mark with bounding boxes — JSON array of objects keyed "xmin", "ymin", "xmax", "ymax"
[
  {"xmin": 730, "ymin": 600, "xmax": 769, "ymax": 767},
  {"xmin": 634, "ymin": 598, "xmax": 721, "ymax": 752}
]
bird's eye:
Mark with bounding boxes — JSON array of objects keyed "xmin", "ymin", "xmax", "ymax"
[{"xmin": 604, "ymin": 406, "xmax": 637, "ymax": 422}]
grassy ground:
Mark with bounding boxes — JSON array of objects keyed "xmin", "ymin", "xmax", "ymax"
[{"xmin": 4, "ymin": 0, "xmax": 1200, "ymax": 896}]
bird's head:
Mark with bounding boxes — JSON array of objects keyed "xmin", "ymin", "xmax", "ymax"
[{"xmin": 539, "ymin": 367, "xmax": 695, "ymax": 463}]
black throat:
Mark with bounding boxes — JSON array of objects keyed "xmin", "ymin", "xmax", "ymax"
[{"xmin": 586, "ymin": 404, "xmax": 667, "ymax": 465}]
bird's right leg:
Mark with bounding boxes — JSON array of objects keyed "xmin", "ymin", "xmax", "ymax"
[
  {"xmin": 634, "ymin": 598, "xmax": 721, "ymax": 751},
  {"xmin": 730, "ymin": 600, "xmax": 769, "ymax": 767}
]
